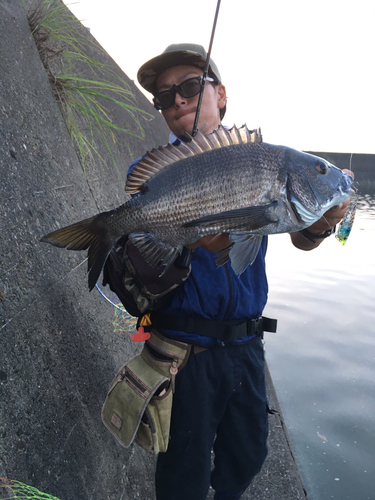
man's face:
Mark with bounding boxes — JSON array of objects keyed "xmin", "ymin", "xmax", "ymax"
[{"xmin": 155, "ymin": 65, "xmax": 226, "ymax": 138}]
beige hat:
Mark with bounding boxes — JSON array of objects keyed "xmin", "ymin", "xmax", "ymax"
[{"xmin": 137, "ymin": 43, "xmax": 222, "ymax": 95}]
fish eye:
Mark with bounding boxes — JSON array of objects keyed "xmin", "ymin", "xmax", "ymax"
[{"xmin": 316, "ymin": 161, "xmax": 329, "ymax": 174}]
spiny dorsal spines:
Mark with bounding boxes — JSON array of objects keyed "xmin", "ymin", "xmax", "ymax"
[{"xmin": 125, "ymin": 125, "xmax": 261, "ymax": 194}]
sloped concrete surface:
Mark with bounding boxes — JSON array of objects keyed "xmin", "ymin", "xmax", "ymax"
[
  {"xmin": 1, "ymin": 1, "xmax": 167, "ymax": 498},
  {"xmin": 0, "ymin": 1, "xmax": 306, "ymax": 499}
]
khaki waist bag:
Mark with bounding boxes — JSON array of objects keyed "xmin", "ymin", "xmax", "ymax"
[{"xmin": 102, "ymin": 330, "xmax": 190, "ymax": 455}]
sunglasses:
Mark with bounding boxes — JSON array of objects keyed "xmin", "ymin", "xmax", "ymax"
[{"xmin": 153, "ymin": 76, "xmax": 215, "ymax": 111}]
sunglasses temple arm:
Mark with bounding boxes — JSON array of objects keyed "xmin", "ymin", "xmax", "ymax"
[{"xmin": 191, "ymin": 0, "xmax": 221, "ymax": 137}]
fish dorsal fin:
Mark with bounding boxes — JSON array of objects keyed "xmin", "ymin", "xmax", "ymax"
[{"xmin": 125, "ymin": 125, "xmax": 262, "ymax": 194}]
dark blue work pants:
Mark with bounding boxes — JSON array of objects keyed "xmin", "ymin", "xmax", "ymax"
[{"xmin": 155, "ymin": 335, "xmax": 268, "ymax": 500}]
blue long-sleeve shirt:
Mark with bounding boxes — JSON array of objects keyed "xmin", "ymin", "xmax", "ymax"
[{"xmin": 155, "ymin": 241, "xmax": 268, "ymax": 346}]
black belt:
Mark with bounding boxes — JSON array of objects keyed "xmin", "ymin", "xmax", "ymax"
[{"xmin": 149, "ymin": 314, "xmax": 277, "ymax": 342}]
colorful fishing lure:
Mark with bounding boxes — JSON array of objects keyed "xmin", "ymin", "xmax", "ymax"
[{"xmin": 336, "ymin": 194, "xmax": 357, "ymax": 245}]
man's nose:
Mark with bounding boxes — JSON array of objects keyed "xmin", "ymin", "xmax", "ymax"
[{"xmin": 174, "ymin": 91, "xmax": 187, "ymax": 106}]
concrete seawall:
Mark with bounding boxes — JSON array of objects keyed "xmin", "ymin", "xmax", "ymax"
[{"xmin": 0, "ymin": 1, "xmax": 306, "ymax": 498}]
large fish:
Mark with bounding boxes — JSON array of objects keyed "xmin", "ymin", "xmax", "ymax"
[{"xmin": 41, "ymin": 125, "xmax": 354, "ymax": 290}]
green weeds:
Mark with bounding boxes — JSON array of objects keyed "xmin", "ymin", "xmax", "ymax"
[{"xmin": 25, "ymin": 0, "xmax": 153, "ymax": 175}]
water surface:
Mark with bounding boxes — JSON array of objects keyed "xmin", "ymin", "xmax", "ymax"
[{"xmin": 264, "ymin": 187, "xmax": 375, "ymax": 499}]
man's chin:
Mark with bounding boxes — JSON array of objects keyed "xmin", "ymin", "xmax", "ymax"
[{"xmin": 174, "ymin": 114, "xmax": 195, "ymax": 137}]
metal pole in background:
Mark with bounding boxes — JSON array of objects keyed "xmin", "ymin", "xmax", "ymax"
[{"xmin": 191, "ymin": 0, "xmax": 222, "ymax": 137}]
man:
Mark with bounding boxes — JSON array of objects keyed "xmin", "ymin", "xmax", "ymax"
[{"xmin": 105, "ymin": 44, "xmax": 352, "ymax": 500}]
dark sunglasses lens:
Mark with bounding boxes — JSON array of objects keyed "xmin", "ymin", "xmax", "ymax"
[
  {"xmin": 154, "ymin": 91, "xmax": 175, "ymax": 110},
  {"xmin": 180, "ymin": 78, "xmax": 201, "ymax": 98}
]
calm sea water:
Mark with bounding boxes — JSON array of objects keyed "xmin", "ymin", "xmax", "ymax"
[{"xmin": 264, "ymin": 183, "xmax": 375, "ymax": 499}]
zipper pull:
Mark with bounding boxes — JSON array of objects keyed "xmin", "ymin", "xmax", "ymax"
[{"xmin": 170, "ymin": 360, "xmax": 178, "ymax": 392}]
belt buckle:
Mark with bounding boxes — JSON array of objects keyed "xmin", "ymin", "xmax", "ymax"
[{"xmin": 248, "ymin": 317, "xmax": 262, "ymax": 336}]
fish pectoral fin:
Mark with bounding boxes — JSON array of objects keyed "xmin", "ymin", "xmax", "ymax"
[
  {"xmin": 129, "ymin": 232, "xmax": 180, "ymax": 273},
  {"xmin": 182, "ymin": 202, "xmax": 278, "ymax": 231},
  {"xmin": 228, "ymin": 233, "xmax": 264, "ymax": 274}
]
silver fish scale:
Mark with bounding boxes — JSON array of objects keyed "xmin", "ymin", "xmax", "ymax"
[{"xmin": 115, "ymin": 142, "xmax": 288, "ymax": 246}]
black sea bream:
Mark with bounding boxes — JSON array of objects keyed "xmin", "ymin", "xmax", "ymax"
[{"xmin": 41, "ymin": 126, "xmax": 354, "ymax": 290}]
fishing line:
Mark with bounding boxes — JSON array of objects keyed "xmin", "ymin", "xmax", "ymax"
[
  {"xmin": 96, "ymin": 283, "xmax": 126, "ymax": 313},
  {"xmin": 349, "ymin": 152, "xmax": 354, "ymax": 173},
  {"xmin": 192, "ymin": 0, "xmax": 222, "ymax": 137}
]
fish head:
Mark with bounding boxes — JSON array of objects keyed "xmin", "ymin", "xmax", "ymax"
[{"xmin": 283, "ymin": 148, "xmax": 354, "ymax": 226}]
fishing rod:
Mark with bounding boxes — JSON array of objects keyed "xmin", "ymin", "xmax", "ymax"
[{"xmin": 192, "ymin": 0, "xmax": 222, "ymax": 137}]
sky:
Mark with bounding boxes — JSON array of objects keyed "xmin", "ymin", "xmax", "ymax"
[{"xmin": 64, "ymin": 0, "xmax": 375, "ymax": 155}]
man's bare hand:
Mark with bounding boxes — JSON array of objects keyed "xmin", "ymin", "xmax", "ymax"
[{"xmin": 186, "ymin": 234, "xmax": 231, "ymax": 252}]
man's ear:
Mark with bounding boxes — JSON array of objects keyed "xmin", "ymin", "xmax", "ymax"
[{"xmin": 217, "ymin": 84, "xmax": 227, "ymax": 111}]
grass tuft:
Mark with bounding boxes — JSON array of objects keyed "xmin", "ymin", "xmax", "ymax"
[{"xmin": 24, "ymin": 0, "xmax": 154, "ymax": 175}]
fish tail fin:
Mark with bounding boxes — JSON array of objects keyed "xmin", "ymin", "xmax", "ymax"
[{"xmin": 41, "ymin": 212, "xmax": 117, "ymax": 291}]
